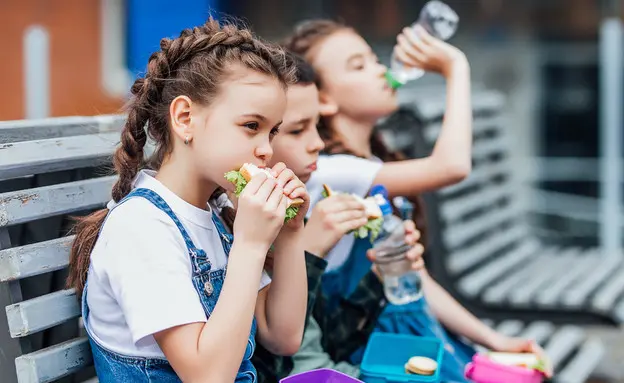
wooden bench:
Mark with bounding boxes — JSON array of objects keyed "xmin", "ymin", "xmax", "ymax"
[
  {"xmin": 0, "ymin": 116, "xmax": 123, "ymax": 382},
  {"xmin": 380, "ymin": 87, "xmax": 624, "ymax": 326}
]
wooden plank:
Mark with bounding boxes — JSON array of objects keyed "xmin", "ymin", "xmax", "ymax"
[
  {"xmin": 613, "ymin": 299, "xmax": 624, "ymax": 323},
  {"xmin": 423, "ymin": 115, "xmax": 505, "ymax": 143},
  {"xmin": 517, "ymin": 321, "xmax": 555, "ymax": 345},
  {"xmin": 443, "ymin": 201, "xmax": 523, "ymax": 249},
  {"xmin": 482, "ymin": 246, "xmax": 558, "ymax": 304},
  {"xmin": 15, "ymin": 337, "xmax": 92, "ymax": 383},
  {"xmin": 0, "ymin": 133, "xmax": 119, "ymax": 181},
  {"xmin": 471, "ymin": 135, "xmax": 508, "ymax": 160},
  {"xmin": 555, "ymin": 338, "xmax": 605, "ymax": 383},
  {"xmin": 544, "ymin": 326, "xmax": 584, "ymax": 369},
  {"xmin": 562, "ymin": 256, "xmax": 622, "ymax": 307},
  {"xmin": 0, "ymin": 236, "xmax": 73, "ymax": 282},
  {"xmin": 440, "ymin": 158, "xmax": 513, "ymax": 196},
  {"xmin": 412, "ymin": 90, "xmax": 505, "ymax": 123},
  {"xmin": 0, "ymin": 115, "xmax": 124, "ymax": 144},
  {"xmin": 458, "ymin": 239, "xmax": 539, "ymax": 297},
  {"xmin": 6, "ymin": 289, "xmax": 79, "ymax": 338},
  {"xmin": 535, "ymin": 250, "xmax": 597, "ymax": 307},
  {"xmin": 0, "ymin": 177, "xmax": 114, "ymax": 227},
  {"xmin": 447, "ymin": 222, "xmax": 528, "ymax": 274},
  {"xmin": 591, "ymin": 265, "xmax": 624, "ymax": 311},
  {"xmin": 494, "ymin": 320, "xmax": 524, "ymax": 337},
  {"xmin": 441, "ymin": 181, "xmax": 514, "ymax": 222},
  {"xmin": 508, "ymin": 248, "xmax": 579, "ymax": 306}
]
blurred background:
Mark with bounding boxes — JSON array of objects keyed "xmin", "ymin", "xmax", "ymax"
[{"xmin": 1, "ymin": 0, "xmax": 622, "ymax": 248}]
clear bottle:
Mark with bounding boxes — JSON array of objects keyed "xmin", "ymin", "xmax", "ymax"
[
  {"xmin": 385, "ymin": 0, "xmax": 459, "ymax": 89},
  {"xmin": 370, "ymin": 185, "xmax": 423, "ymax": 304}
]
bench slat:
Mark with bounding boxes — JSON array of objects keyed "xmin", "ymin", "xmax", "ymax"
[
  {"xmin": 15, "ymin": 337, "xmax": 92, "ymax": 383},
  {"xmin": 0, "ymin": 236, "xmax": 73, "ymax": 282},
  {"xmin": 508, "ymin": 248, "xmax": 579, "ymax": 305},
  {"xmin": 592, "ymin": 267, "xmax": 624, "ymax": 311},
  {"xmin": 441, "ymin": 158, "xmax": 513, "ymax": 196},
  {"xmin": 562, "ymin": 256, "xmax": 622, "ymax": 307},
  {"xmin": 544, "ymin": 326, "xmax": 584, "ymax": 369},
  {"xmin": 471, "ymin": 135, "xmax": 508, "ymax": 160},
  {"xmin": 482, "ymin": 246, "xmax": 559, "ymax": 304},
  {"xmin": 423, "ymin": 115, "xmax": 505, "ymax": 143},
  {"xmin": 0, "ymin": 177, "xmax": 115, "ymax": 227},
  {"xmin": 494, "ymin": 320, "xmax": 524, "ymax": 337},
  {"xmin": 447, "ymin": 222, "xmax": 527, "ymax": 274},
  {"xmin": 441, "ymin": 181, "xmax": 513, "ymax": 222},
  {"xmin": 517, "ymin": 321, "xmax": 554, "ymax": 345},
  {"xmin": 535, "ymin": 250, "xmax": 597, "ymax": 307},
  {"xmin": 0, "ymin": 115, "xmax": 124, "ymax": 143},
  {"xmin": 0, "ymin": 133, "xmax": 119, "ymax": 181},
  {"xmin": 458, "ymin": 239, "xmax": 539, "ymax": 297},
  {"xmin": 6, "ymin": 289, "xmax": 79, "ymax": 338},
  {"xmin": 443, "ymin": 201, "xmax": 522, "ymax": 249},
  {"xmin": 555, "ymin": 338, "xmax": 605, "ymax": 383}
]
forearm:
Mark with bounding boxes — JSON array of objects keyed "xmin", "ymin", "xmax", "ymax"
[
  {"xmin": 430, "ymin": 58, "xmax": 473, "ymax": 178},
  {"xmin": 421, "ymin": 270, "xmax": 497, "ymax": 348},
  {"xmin": 263, "ymin": 229, "xmax": 308, "ymax": 353}
]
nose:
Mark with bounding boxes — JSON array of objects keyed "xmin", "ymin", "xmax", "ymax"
[
  {"xmin": 376, "ymin": 61, "xmax": 388, "ymax": 77},
  {"xmin": 308, "ymin": 130, "xmax": 325, "ymax": 153},
  {"xmin": 255, "ymin": 139, "xmax": 273, "ymax": 163}
]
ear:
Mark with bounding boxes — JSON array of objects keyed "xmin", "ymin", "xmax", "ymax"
[
  {"xmin": 318, "ymin": 89, "xmax": 338, "ymax": 117},
  {"xmin": 169, "ymin": 95, "xmax": 194, "ymax": 143}
]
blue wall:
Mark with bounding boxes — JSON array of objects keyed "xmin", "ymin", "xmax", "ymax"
[{"xmin": 126, "ymin": 0, "xmax": 218, "ymax": 76}]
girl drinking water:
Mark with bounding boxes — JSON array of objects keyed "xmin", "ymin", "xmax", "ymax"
[{"xmin": 67, "ymin": 19, "xmax": 308, "ymax": 383}]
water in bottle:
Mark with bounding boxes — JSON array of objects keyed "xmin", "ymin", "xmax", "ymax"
[
  {"xmin": 386, "ymin": 0, "xmax": 459, "ymax": 89},
  {"xmin": 369, "ymin": 185, "xmax": 423, "ymax": 304}
]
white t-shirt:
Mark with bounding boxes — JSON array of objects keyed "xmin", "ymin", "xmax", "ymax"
[
  {"xmin": 86, "ymin": 170, "xmax": 271, "ymax": 358},
  {"xmin": 306, "ymin": 154, "xmax": 383, "ymax": 271}
]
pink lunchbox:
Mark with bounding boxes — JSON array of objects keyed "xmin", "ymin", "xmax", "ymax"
[{"xmin": 464, "ymin": 354, "xmax": 544, "ymax": 383}]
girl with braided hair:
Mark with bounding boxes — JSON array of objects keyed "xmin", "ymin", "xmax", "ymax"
[{"xmin": 67, "ymin": 19, "xmax": 308, "ymax": 382}]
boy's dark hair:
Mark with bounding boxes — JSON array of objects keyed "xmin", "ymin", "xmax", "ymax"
[{"xmin": 286, "ymin": 51, "xmax": 317, "ymax": 86}]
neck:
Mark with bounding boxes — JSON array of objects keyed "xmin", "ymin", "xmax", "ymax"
[
  {"xmin": 156, "ymin": 156, "xmax": 217, "ymax": 210},
  {"xmin": 328, "ymin": 113, "xmax": 376, "ymax": 158}
]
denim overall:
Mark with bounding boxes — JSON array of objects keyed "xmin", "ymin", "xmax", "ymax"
[
  {"xmin": 82, "ymin": 188, "xmax": 258, "ymax": 382},
  {"xmin": 321, "ymin": 237, "xmax": 475, "ymax": 383}
]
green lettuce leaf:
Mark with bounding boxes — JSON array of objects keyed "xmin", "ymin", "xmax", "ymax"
[
  {"xmin": 353, "ymin": 217, "xmax": 383, "ymax": 243},
  {"xmin": 224, "ymin": 171, "xmax": 248, "ymax": 197},
  {"xmin": 285, "ymin": 206, "xmax": 299, "ymax": 223}
]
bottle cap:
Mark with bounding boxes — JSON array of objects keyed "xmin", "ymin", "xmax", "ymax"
[{"xmin": 385, "ymin": 71, "xmax": 404, "ymax": 89}]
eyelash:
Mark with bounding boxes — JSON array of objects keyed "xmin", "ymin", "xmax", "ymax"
[
  {"xmin": 290, "ymin": 129, "xmax": 304, "ymax": 136},
  {"xmin": 244, "ymin": 122, "xmax": 259, "ymax": 130},
  {"xmin": 270, "ymin": 127, "xmax": 281, "ymax": 136}
]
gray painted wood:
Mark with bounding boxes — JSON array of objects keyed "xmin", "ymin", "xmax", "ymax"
[
  {"xmin": 544, "ymin": 326, "xmax": 584, "ymax": 368},
  {"xmin": 562, "ymin": 256, "xmax": 622, "ymax": 307},
  {"xmin": 6, "ymin": 289, "xmax": 79, "ymax": 338},
  {"xmin": 555, "ymin": 338, "xmax": 605, "ymax": 383},
  {"xmin": 592, "ymin": 265, "xmax": 624, "ymax": 311},
  {"xmin": 458, "ymin": 239, "xmax": 539, "ymax": 297},
  {"xmin": 535, "ymin": 251, "xmax": 597, "ymax": 307},
  {"xmin": 0, "ymin": 176, "xmax": 115, "ymax": 227},
  {"xmin": 440, "ymin": 158, "xmax": 513, "ymax": 196},
  {"xmin": 471, "ymin": 135, "xmax": 508, "ymax": 160},
  {"xmin": 423, "ymin": 115, "xmax": 505, "ymax": 143},
  {"xmin": 14, "ymin": 337, "xmax": 92, "ymax": 383},
  {"xmin": 0, "ymin": 115, "xmax": 124, "ymax": 144},
  {"xmin": 494, "ymin": 320, "xmax": 524, "ymax": 337},
  {"xmin": 447, "ymin": 222, "xmax": 527, "ymax": 274},
  {"xmin": 517, "ymin": 321, "xmax": 554, "ymax": 345},
  {"xmin": 0, "ymin": 133, "xmax": 119, "ymax": 181},
  {"xmin": 0, "ymin": 236, "xmax": 73, "ymax": 282},
  {"xmin": 443, "ymin": 201, "xmax": 523, "ymax": 249},
  {"xmin": 441, "ymin": 182, "xmax": 514, "ymax": 222}
]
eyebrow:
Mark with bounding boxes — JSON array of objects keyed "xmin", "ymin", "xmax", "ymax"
[{"xmin": 241, "ymin": 113, "xmax": 267, "ymax": 122}]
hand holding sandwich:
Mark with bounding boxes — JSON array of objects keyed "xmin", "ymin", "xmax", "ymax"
[
  {"xmin": 271, "ymin": 162, "xmax": 310, "ymax": 231},
  {"xmin": 304, "ymin": 194, "xmax": 369, "ymax": 258}
]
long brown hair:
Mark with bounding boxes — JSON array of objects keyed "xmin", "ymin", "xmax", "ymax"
[
  {"xmin": 283, "ymin": 20, "xmax": 429, "ymax": 244},
  {"xmin": 67, "ymin": 19, "xmax": 295, "ymax": 298}
]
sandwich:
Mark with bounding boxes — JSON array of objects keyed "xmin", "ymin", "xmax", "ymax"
[
  {"xmin": 322, "ymin": 184, "xmax": 384, "ymax": 242},
  {"xmin": 224, "ymin": 163, "xmax": 304, "ymax": 223},
  {"xmin": 486, "ymin": 352, "xmax": 549, "ymax": 374}
]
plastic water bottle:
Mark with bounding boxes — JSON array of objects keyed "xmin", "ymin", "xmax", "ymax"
[
  {"xmin": 385, "ymin": 0, "xmax": 459, "ymax": 89},
  {"xmin": 370, "ymin": 185, "xmax": 423, "ymax": 304}
]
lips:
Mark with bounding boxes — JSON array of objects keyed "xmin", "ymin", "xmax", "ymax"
[{"xmin": 307, "ymin": 162, "xmax": 317, "ymax": 171}]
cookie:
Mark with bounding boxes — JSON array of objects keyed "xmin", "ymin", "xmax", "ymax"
[{"xmin": 405, "ymin": 356, "xmax": 438, "ymax": 376}]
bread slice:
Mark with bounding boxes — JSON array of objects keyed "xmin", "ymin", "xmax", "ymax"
[
  {"xmin": 239, "ymin": 163, "xmax": 304, "ymax": 207},
  {"xmin": 322, "ymin": 183, "xmax": 382, "ymax": 219},
  {"xmin": 405, "ymin": 356, "xmax": 438, "ymax": 376}
]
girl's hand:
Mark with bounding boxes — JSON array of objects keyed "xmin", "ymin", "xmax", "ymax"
[
  {"xmin": 368, "ymin": 220, "xmax": 425, "ymax": 278},
  {"xmin": 233, "ymin": 171, "xmax": 287, "ymax": 253},
  {"xmin": 394, "ymin": 25, "xmax": 467, "ymax": 78},
  {"xmin": 272, "ymin": 162, "xmax": 309, "ymax": 231},
  {"xmin": 304, "ymin": 194, "xmax": 368, "ymax": 258},
  {"xmin": 489, "ymin": 335, "xmax": 553, "ymax": 378}
]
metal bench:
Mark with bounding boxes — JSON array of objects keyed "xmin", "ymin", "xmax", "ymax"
[
  {"xmin": 380, "ymin": 87, "xmax": 624, "ymax": 326},
  {"xmin": 0, "ymin": 116, "xmax": 123, "ymax": 382}
]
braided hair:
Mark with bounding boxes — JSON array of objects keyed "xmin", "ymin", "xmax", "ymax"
[{"xmin": 68, "ymin": 19, "xmax": 295, "ymax": 297}]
